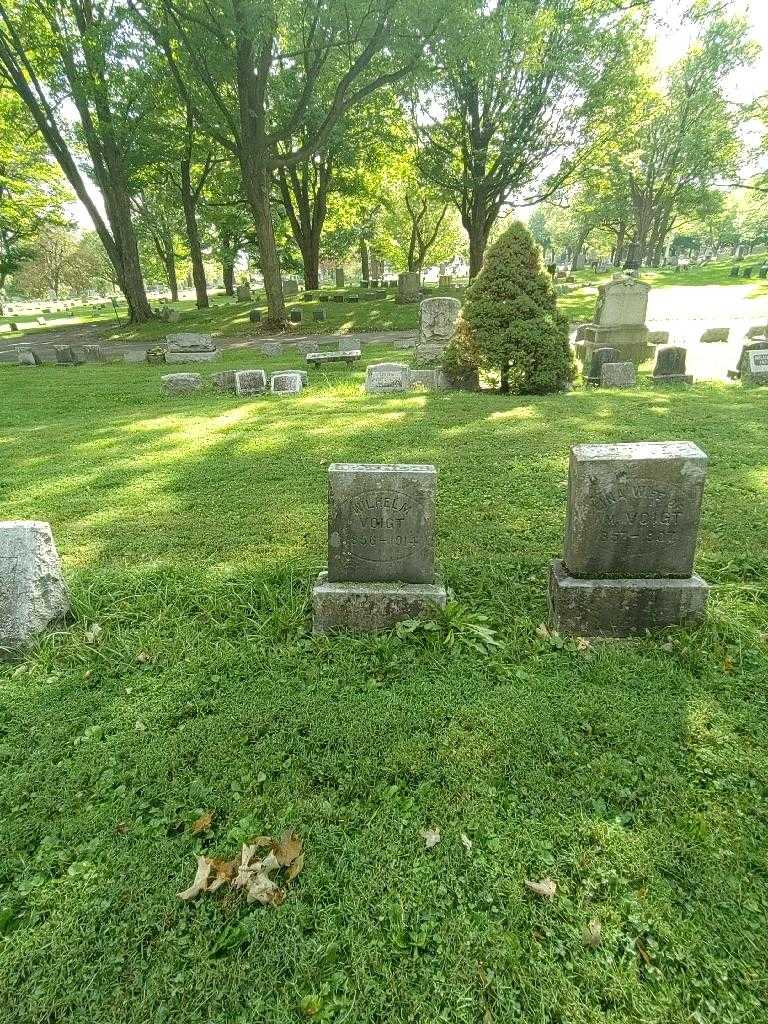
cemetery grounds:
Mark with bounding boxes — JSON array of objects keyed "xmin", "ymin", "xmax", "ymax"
[{"xmin": 0, "ymin": 266, "xmax": 767, "ymax": 1022}]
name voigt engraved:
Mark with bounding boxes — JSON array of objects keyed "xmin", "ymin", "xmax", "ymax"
[
  {"xmin": 347, "ymin": 489, "xmax": 419, "ymax": 562},
  {"xmin": 594, "ymin": 478, "xmax": 684, "ymax": 548}
]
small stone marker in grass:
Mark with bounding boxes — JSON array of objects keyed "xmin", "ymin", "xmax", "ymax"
[
  {"xmin": 261, "ymin": 342, "xmax": 282, "ymax": 357},
  {"xmin": 166, "ymin": 333, "xmax": 218, "ymax": 363},
  {"xmin": 549, "ymin": 441, "xmax": 709, "ymax": 637},
  {"xmin": 600, "ymin": 362, "xmax": 636, "ymax": 388},
  {"xmin": 54, "ymin": 345, "xmax": 75, "ymax": 365},
  {"xmin": 335, "ymin": 268, "xmax": 345, "ymax": 288},
  {"xmin": 16, "ymin": 346, "xmax": 37, "ymax": 366},
  {"xmin": 82, "ymin": 344, "xmax": 104, "ymax": 363},
  {"xmin": 745, "ymin": 324, "xmax": 767, "ymax": 340},
  {"xmin": 585, "ymin": 346, "xmax": 620, "ymax": 384},
  {"xmin": 700, "ymin": 328, "xmax": 729, "ymax": 344},
  {"xmin": 313, "ymin": 309, "xmax": 327, "ymax": 322},
  {"xmin": 283, "ymin": 280, "xmax": 299, "ymax": 296},
  {"xmin": 307, "ymin": 350, "xmax": 360, "ymax": 367},
  {"xmin": 396, "ymin": 271, "xmax": 420, "ymax": 305},
  {"xmin": 249, "ymin": 308, "xmax": 262, "ymax": 323},
  {"xmin": 312, "ymin": 463, "xmax": 448, "ymax": 633},
  {"xmin": 289, "ymin": 309, "xmax": 302, "ymax": 323},
  {"xmin": 653, "ymin": 346, "xmax": 692, "ymax": 384},
  {"xmin": 0, "ymin": 521, "xmax": 70, "ymax": 655},
  {"xmin": 271, "ymin": 369, "xmax": 308, "ymax": 387},
  {"xmin": 162, "ymin": 372, "xmax": 203, "ymax": 395},
  {"xmin": 212, "ymin": 370, "xmax": 237, "ymax": 392},
  {"xmin": 234, "ymin": 369, "xmax": 267, "ymax": 396},
  {"xmin": 365, "ymin": 362, "xmax": 409, "ymax": 393},
  {"xmin": 729, "ymin": 340, "xmax": 768, "ymax": 379},
  {"xmin": 270, "ymin": 371, "xmax": 303, "ymax": 395},
  {"xmin": 743, "ymin": 348, "xmax": 768, "ymax": 386},
  {"xmin": 236, "ymin": 282, "xmax": 252, "ymax": 302}
]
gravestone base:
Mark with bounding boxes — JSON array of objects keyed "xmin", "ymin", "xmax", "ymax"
[
  {"xmin": 577, "ymin": 324, "xmax": 651, "ymax": 366},
  {"xmin": 652, "ymin": 373, "xmax": 693, "ymax": 385},
  {"xmin": 312, "ymin": 571, "xmax": 447, "ymax": 634},
  {"xmin": 165, "ymin": 350, "xmax": 219, "ymax": 363},
  {"xmin": 548, "ymin": 559, "xmax": 708, "ymax": 637}
]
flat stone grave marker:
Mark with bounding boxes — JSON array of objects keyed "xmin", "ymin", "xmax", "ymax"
[
  {"xmin": 54, "ymin": 345, "xmax": 75, "ymax": 365},
  {"xmin": 312, "ymin": 464, "xmax": 448, "ymax": 633},
  {"xmin": 167, "ymin": 333, "xmax": 216, "ymax": 352},
  {"xmin": 744, "ymin": 348, "xmax": 768, "ymax": 385},
  {"xmin": 313, "ymin": 309, "xmax": 327, "ymax": 322},
  {"xmin": 0, "ymin": 521, "xmax": 70, "ymax": 655},
  {"xmin": 700, "ymin": 328, "xmax": 729, "ymax": 344},
  {"xmin": 289, "ymin": 309, "xmax": 302, "ymax": 323},
  {"xmin": 16, "ymin": 346, "xmax": 37, "ymax": 366},
  {"xmin": 82, "ymin": 344, "xmax": 104, "ymax": 362},
  {"xmin": 234, "ymin": 369, "xmax": 267, "ymax": 396},
  {"xmin": 162, "ymin": 373, "xmax": 203, "ymax": 395},
  {"xmin": 271, "ymin": 369, "xmax": 308, "ymax": 387},
  {"xmin": 270, "ymin": 371, "xmax": 303, "ymax": 395},
  {"xmin": 550, "ymin": 442, "xmax": 709, "ymax": 636},
  {"xmin": 261, "ymin": 342, "xmax": 283, "ymax": 357},
  {"xmin": 365, "ymin": 362, "xmax": 409, "ymax": 393},
  {"xmin": 600, "ymin": 361, "xmax": 636, "ymax": 388},
  {"xmin": 212, "ymin": 370, "xmax": 237, "ymax": 392},
  {"xmin": 249, "ymin": 309, "xmax": 262, "ymax": 323},
  {"xmin": 307, "ymin": 350, "xmax": 360, "ymax": 367}
]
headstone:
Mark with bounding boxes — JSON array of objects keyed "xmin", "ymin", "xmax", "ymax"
[
  {"xmin": 742, "ymin": 267, "xmax": 754, "ymax": 279},
  {"xmin": 647, "ymin": 331, "xmax": 669, "ymax": 347},
  {"xmin": 260, "ymin": 342, "xmax": 283, "ymax": 357},
  {"xmin": 0, "ymin": 521, "xmax": 70, "ymax": 654},
  {"xmin": 652, "ymin": 346, "xmax": 692, "ymax": 384},
  {"xmin": 145, "ymin": 346, "xmax": 166, "ymax": 365},
  {"xmin": 585, "ymin": 346, "xmax": 620, "ymax": 384},
  {"xmin": 166, "ymin": 309, "xmax": 180, "ymax": 323},
  {"xmin": 212, "ymin": 370, "xmax": 237, "ymax": 392},
  {"xmin": 600, "ymin": 361, "xmax": 636, "ymax": 388},
  {"xmin": 335, "ymin": 268, "xmax": 345, "ymax": 288},
  {"xmin": 438, "ymin": 275, "xmax": 454, "ymax": 288},
  {"xmin": 271, "ymin": 369, "xmax": 308, "ymax": 387},
  {"xmin": 338, "ymin": 338, "xmax": 359, "ymax": 352},
  {"xmin": 161, "ymin": 373, "xmax": 203, "ymax": 395},
  {"xmin": 700, "ymin": 328, "xmax": 729, "ymax": 344},
  {"xmin": 283, "ymin": 280, "xmax": 299, "ymax": 296},
  {"xmin": 408, "ymin": 368, "xmax": 451, "ymax": 390},
  {"xmin": 10, "ymin": 322, "xmax": 19, "ymax": 332},
  {"xmin": 306, "ymin": 350, "xmax": 360, "ymax": 367},
  {"xmin": 318, "ymin": 294, "xmax": 330, "ymax": 303},
  {"xmin": 549, "ymin": 442, "xmax": 709, "ymax": 636},
  {"xmin": 234, "ymin": 369, "xmax": 267, "ymax": 396},
  {"xmin": 166, "ymin": 333, "xmax": 218, "ymax": 363},
  {"xmin": 236, "ymin": 282, "xmax": 252, "ymax": 302},
  {"xmin": 759, "ymin": 266, "xmax": 768, "ymax": 280},
  {"xmin": 54, "ymin": 345, "xmax": 75, "ymax": 365},
  {"xmin": 745, "ymin": 324, "xmax": 767, "ymax": 340},
  {"xmin": 396, "ymin": 272, "xmax": 420, "ymax": 305},
  {"xmin": 289, "ymin": 309, "xmax": 302, "ymax": 323},
  {"xmin": 346, "ymin": 294, "xmax": 360, "ymax": 304},
  {"xmin": 577, "ymin": 275, "xmax": 652, "ymax": 365},
  {"xmin": 249, "ymin": 308, "xmax": 262, "ymax": 323},
  {"xmin": 743, "ymin": 348, "xmax": 768, "ymax": 386},
  {"xmin": 415, "ymin": 297, "xmax": 460, "ymax": 366},
  {"xmin": 313, "ymin": 309, "xmax": 327, "ymax": 322},
  {"xmin": 296, "ymin": 340, "xmax": 315, "ymax": 355},
  {"xmin": 270, "ymin": 371, "xmax": 303, "ymax": 395},
  {"xmin": 311, "ymin": 463, "xmax": 448, "ymax": 633},
  {"xmin": 81, "ymin": 344, "xmax": 104, "ymax": 363},
  {"xmin": 729, "ymin": 340, "xmax": 768, "ymax": 379},
  {"xmin": 15, "ymin": 346, "xmax": 37, "ymax": 366},
  {"xmin": 394, "ymin": 336, "xmax": 416, "ymax": 349},
  {"xmin": 365, "ymin": 362, "xmax": 410, "ymax": 393}
]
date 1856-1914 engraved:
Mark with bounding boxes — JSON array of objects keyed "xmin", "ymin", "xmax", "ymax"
[
  {"xmin": 594, "ymin": 479, "xmax": 684, "ymax": 549},
  {"xmin": 348, "ymin": 490, "xmax": 418, "ymax": 563}
]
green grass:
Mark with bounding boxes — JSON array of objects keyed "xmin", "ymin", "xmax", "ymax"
[{"xmin": 1, "ymin": 347, "xmax": 767, "ymax": 1023}]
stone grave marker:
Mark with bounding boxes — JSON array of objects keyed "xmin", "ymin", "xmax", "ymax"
[
  {"xmin": 145, "ymin": 347, "xmax": 166, "ymax": 365},
  {"xmin": 161, "ymin": 373, "xmax": 203, "ymax": 395},
  {"xmin": 54, "ymin": 345, "xmax": 75, "ymax": 365},
  {"xmin": 600, "ymin": 362, "xmax": 636, "ymax": 388},
  {"xmin": 166, "ymin": 333, "xmax": 218, "ymax": 363},
  {"xmin": 234, "ymin": 369, "xmax": 267, "ymax": 396},
  {"xmin": 236, "ymin": 282, "xmax": 252, "ymax": 302},
  {"xmin": 700, "ymin": 328, "xmax": 729, "ymax": 344},
  {"xmin": 365, "ymin": 362, "xmax": 409, "ymax": 393},
  {"xmin": 729, "ymin": 340, "xmax": 768, "ymax": 379},
  {"xmin": 585, "ymin": 346, "xmax": 620, "ymax": 384},
  {"xmin": 743, "ymin": 348, "xmax": 768, "ymax": 386},
  {"xmin": 16, "ymin": 346, "xmax": 37, "ymax": 366},
  {"xmin": 338, "ymin": 338, "xmax": 359, "ymax": 352},
  {"xmin": 745, "ymin": 324, "xmax": 767, "ymax": 340},
  {"xmin": 82, "ymin": 344, "xmax": 104, "ymax": 363},
  {"xmin": 270, "ymin": 371, "xmax": 303, "ymax": 395},
  {"xmin": 549, "ymin": 441, "xmax": 709, "ymax": 636},
  {"xmin": 283, "ymin": 280, "xmax": 299, "ymax": 296},
  {"xmin": 289, "ymin": 309, "xmax": 302, "ymax": 323},
  {"xmin": 438, "ymin": 275, "xmax": 454, "ymax": 288},
  {"xmin": 647, "ymin": 330, "xmax": 670, "ymax": 347},
  {"xmin": 653, "ymin": 346, "xmax": 692, "ymax": 384},
  {"xmin": 271, "ymin": 369, "xmax": 308, "ymax": 387},
  {"xmin": 212, "ymin": 370, "xmax": 237, "ymax": 392},
  {"xmin": 313, "ymin": 309, "xmax": 327, "ymax": 322},
  {"xmin": 335, "ymin": 268, "xmax": 345, "ymax": 288},
  {"xmin": 396, "ymin": 271, "xmax": 420, "ymax": 305},
  {"xmin": 577, "ymin": 275, "xmax": 651, "ymax": 365},
  {"xmin": 249, "ymin": 309, "xmax": 262, "ymax": 323},
  {"xmin": 415, "ymin": 297, "xmax": 460, "ymax": 366},
  {"xmin": 0, "ymin": 521, "xmax": 70, "ymax": 654},
  {"xmin": 312, "ymin": 463, "xmax": 448, "ymax": 633},
  {"xmin": 394, "ymin": 336, "xmax": 416, "ymax": 349},
  {"xmin": 261, "ymin": 342, "xmax": 283, "ymax": 357}
]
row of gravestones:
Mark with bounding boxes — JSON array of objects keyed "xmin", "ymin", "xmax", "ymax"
[
  {"xmin": 162, "ymin": 368, "xmax": 306, "ymax": 396},
  {"xmin": 587, "ymin": 337, "xmax": 768, "ymax": 389},
  {"xmin": 730, "ymin": 265, "xmax": 768, "ymax": 279},
  {"xmin": 1, "ymin": 441, "xmax": 711, "ymax": 654}
]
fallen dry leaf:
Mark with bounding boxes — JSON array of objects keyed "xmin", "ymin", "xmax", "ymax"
[
  {"xmin": 723, "ymin": 655, "xmax": 735, "ymax": 674},
  {"xmin": 636, "ymin": 938, "xmax": 652, "ymax": 966},
  {"xmin": 420, "ymin": 827, "xmax": 441, "ymax": 850},
  {"xmin": 273, "ymin": 830, "xmax": 303, "ymax": 867},
  {"xmin": 190, "ymin": 811, "xmax": 214, "ymax": 835},
  {"xmin": 535, "ymin": 623, "xmax": 551, "ymax": 639},
  {"xmin": 575, "ymin": 637, "xmax": 591, "ymax": 652},
  {"xmin": 582, "ymin": 918, "xmax": 602, "ymax": 947},
  {"xmin": 524, "ymin": 877, "xmax": 557, "ymax": 899},
  {"xmin": 177, "ymin": 855, "xmax": 212, "ymax": 901},
  {"xmin": 285, "ymin": 852, "xmax": 305, "ymax": 882},
  {"xmin": 136, "ymin": 651, "xmax": 151, "ymax": 664},
  {"xmin": 84, "ymin": 622, "xmax": 103, "ymax": 644},
  {"xmin": 207, "ymin": 857, "xmax": 238, "ymax": 893},
  {"xmin": 460, "ymin": 833, "xmax": 473, "ymax": 853}
]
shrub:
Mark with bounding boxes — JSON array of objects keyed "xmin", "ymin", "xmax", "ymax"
[{"xmin": 448, "ymin": 221, "xmax": 575, "ymax": 394}]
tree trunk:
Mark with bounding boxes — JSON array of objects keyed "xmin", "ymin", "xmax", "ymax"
[
  {"xmin": 360, "ymin": 238, "xmax": 370, "ymax": 281},
  {"xmin": 222, "ymin": 259, "xmax": 234, "ymax": 295},
  {"xmin": 180, "ymin": 159, "xmax": 209, "ymax": 309},
  {"xmin": 168, "ymin": 257, "xmax": 179, "ymax": 302},
  {"xmin": 243, "ymin": 162, "xmax": 285, "ymax": 323},
  {"xmin": 499, "ymin": 362, "xmax": 510, "ymax": 394},
  {"xmin": 614, "ymin": 221, "xmax": 627, "ymax": 266},
  {"xmin": 468, "ymin": 222, "xmax": 489, "ymax": 279},
  {"xmin": 108, "ymin": 191, "xmax": 153, "ymax": 322}
]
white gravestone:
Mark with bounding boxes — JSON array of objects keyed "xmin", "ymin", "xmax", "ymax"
[
  {"xmin": 744, "ymin": 349, "xmax": 768, "ymax": 385},
  {"xmin": 0, "ymin": 521, "xmax": 70, "ymax": 654},
  {"xmin": 270, "ymin": 371, "xmax": 304, "ymax": 395},
  {"xmin": 365, "ymin": 362, "xmax": 409, "ymax": 393}
]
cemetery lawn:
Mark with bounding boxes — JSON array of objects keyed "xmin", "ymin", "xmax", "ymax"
[{"xmin": 1, "ymin": 349, "xmax": 767, "ymax": 1024}]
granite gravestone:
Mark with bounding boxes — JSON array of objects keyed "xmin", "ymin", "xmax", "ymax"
[
  {"xmin": 0, "ymin": 521, "xmax": 69, "ymax": 655},
  {"xmin": 261, "ymin": 342, "xmax": 282, "ymax": 357},
  {"xmin": 270, "ymin": 371, "xmax": 303, "ymax": 395},
  {"xmin": 161, "ymin": 372, "xmax": 203, "ymax": 395},
  {"xmin": 396, "ymin": 272, "xmax": 420, "ymax": 305},
  {"xmin": 312, "ymin": 464, "xmax": 448, "ymax": 633},
  {"xmin": 653, "ymin": 346, "xmax": 692, "ymax": 384},
  {"xmin": 236, "ymin": 282, "xmax": 252, "ymax": 302},
  {"xmin": 166, "ymin": 333, "xmax": 219, "ymax": 363},
  {"xmin": 16, "ymin": 346, "xmax": 37, "ymax": 366},
  {"xmin": 729, "ymin": 340, "xmax": 768, "ymax": 379},
  {"xmin": 234, "ymin": 369, "xmax": 267, "ymax": 396},
  {"xmin": 600, "ymin": 362, "xmax": 636, "ymax": 388},
  {"xmin": 415, "ymin": 296, "xmax": 461, "ymax": 366},
  {"xmin": 576, "ymin": 276, "xmax": 651, "ymax": 366},
  {"xmin": 743, "ymin": 348, "xmax": 768, "ymax": 386},
  {"xmin": 283, "ymin": 280, "xmax": 299, "ymax": 296},
  {"xmin": 365, "ymin": 362, "xmax": 409, "ymax": 393},
  {"xmin": 585, "ymin": 346, "xmax": 620, "ymax": 384},
  {"xmin": 700, "ymin": 328, "xmax": 729, "ymax": 344},
  {"xmin": 549, "ymin": 442, "xmax": 709, "ymax": 636},
  {"xmin": 82, "ymin": 344, "xmax": 104, "ymax": 363},
  {"xmin": 212, "ymin": 370, "xmax": 237, "ymax": 392},
  {"xmin": 335, "ymin": 268, "xmax": 345, "ymax": 288},
  {"xmin": 55, "ymin": 345, "xmax": 76, "ymax": 365}
]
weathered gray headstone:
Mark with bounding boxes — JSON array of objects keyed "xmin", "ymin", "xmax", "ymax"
[
  {"xmin": 236, "ymin": 282, "xmax": 252, "ymax": 302},
  {"xmin": 260, "ymin": 342, "xmax": 283, "ymax": 357},
  {"xmin": 338, "ymin": 338, "xmax": 359, "ymax": 352},
  {"xmin": 313, "ymin": 309, "xmax": 327, "ymax": 322},
  {"xmin": 745, "ymin": 324, "xmax": 767, "ymax": 340},
  {"xmin": 700, "ymin": 328, "xmax": 729, "ymax": 344},
  {"xmin": 167, "ymin": 333, "xmax": 215, "ymax": 352},
  {"xmin": 16, "ymin": 346, "xmax": 37, "ymax": 366},
  {"xmin": 54, "ymin": 345, "xmax": 75, "ymax": 365},
  {"xmin": 585, "ymin": 346, "xmax": 620, "ymax": 384},
  {"xmin": 270, "ymin": 371, "xmax": 303, "ymax": 395},
  {"xmin": 283, "ymin": 280, "xmax": 299, "ymax": 296},
  {"xmin": 438, "ymin": 275, "xmax": 454, "ymax": 289},
  {"xmin": 408, "ymin": 368, "xmax": 451, "ymax": 390},
  {"xmin": 653, "ymin": 346, "xmax": 692, "ymax": 384},
  {"xmin": 81, "ymin": 344, "xmax": 104, "ymax": 363},
  {"xmin": 365, "ymin": 362, "xmax": 409, "ymax": 393},
  {"xmin": 234, "ymin": 369, "xmax": 267, "ymax": 396},
  {"xmin": 271, "ymin": 369, "xmax": 308, "ymax": 387},
  {"xmin": 312, "ymin": 464, "xmax": 447, "ymax": 633},
  {"xmin": 394, "ymin": 336, "xmax": 416, "ymax": 349},
  {"xmin": 0, "ymin": 521, "xmax": 70, "ymax": 655},
  {"xmin": 577, "ymin": 275, "xmax": 651, "ymax": 365},
  {"xmin": 743, "ymin": 348, "xmax": 768, "ymax": 386},
  {"xmin": 212, "ymin": 370, "xmax": 237, "ymax": 392},
  {"xmin": 549, "ymin": 442, "xmax": 709, "ymax": 636},
  {"xmin": 647, "ymin": 331, "xmax": 670, "ymax": 347},
  {"xmin": 415, "ymin": 297, "xmax": 461, "ymax": 366},
  {"xmin": 396, "ymin": 272, "xmax": 420, "ymax": 305},
  {"xmin": 306, "ymin": 350, "xmax": 360, "ymax": 367},
  {"xmin": 249, "ymin": 308, "xmax": 262, "ymax": 323},
  {"xmin": 289, "ymin": 309, "xmax": 302, "ymax": 323},
  {"xmin": 600, "ymin": 361, "xmax": 636, "ymax": 388},
  {"xmin": 335, "ymin": 268, "xmax": 345, "ymax": 288},
  {"xmin": 161, "ymin": 372, "xmax": 203, "ymax": 395}
]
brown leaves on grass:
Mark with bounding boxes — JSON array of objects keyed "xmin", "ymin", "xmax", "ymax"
[
  {"xmin": 524, "ymin": 877, "xmax": 557, "ymax": 899},
  {"xmin": 177, "ymin": 831, "xmax": 304, "ymax": 907},
  {"xmin": 582, "ymin": 918, "xmax": 602, "ymax": 947},
  {"xmin": 190, "ymin": 811, "xmax": 214, "ymax": 835}
]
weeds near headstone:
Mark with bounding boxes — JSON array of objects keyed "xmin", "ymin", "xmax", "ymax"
[{"xmin": 396, "ymin": 600, "xmax": 502, "ymax": 654}]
